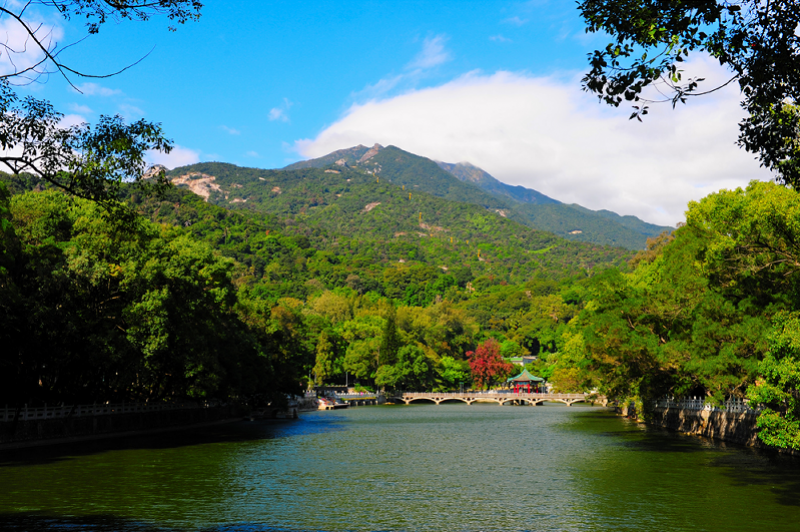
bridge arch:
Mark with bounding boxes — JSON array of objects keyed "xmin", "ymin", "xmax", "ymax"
[
  {"xmin": 392, "ymin": 392, "xmax": 607, "ymax": 408},
  {"xmin": 406, "ymin": 397, "xmax": 437, "ymax": 405},
  {"xmin": 438, "ymin": 398, "xmax": 471, "ymax": 405}
]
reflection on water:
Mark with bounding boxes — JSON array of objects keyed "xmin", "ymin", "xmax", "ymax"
[{"xmin": 1, "ymin": 405, "xmax": 799, "ymax": 531}]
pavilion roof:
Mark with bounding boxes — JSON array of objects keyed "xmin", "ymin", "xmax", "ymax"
[{"xmin": 507, "ymin": 368, "xmax": 544, "ymax": 382}]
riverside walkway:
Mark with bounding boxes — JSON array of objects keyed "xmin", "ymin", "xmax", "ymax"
[{"xmin": 390, "ymin": 392, "xmax": 607, "ymax": 407}]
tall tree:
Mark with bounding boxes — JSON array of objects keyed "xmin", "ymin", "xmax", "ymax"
[
  {"xmin": 466, "ymin": 338, "xmax": 514, "ymax": 390},
  {"xmin": 380, "ymin": 307, "xmax": 401, "ymax": 366},
  {"xmin": 313, "ymin": 330, "xmax": 340, "ymax": 385}
]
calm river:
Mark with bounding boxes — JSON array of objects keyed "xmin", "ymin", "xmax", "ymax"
[{"xmin": 1, "ymin": 404, "xmax": 799, "ymax": 531}]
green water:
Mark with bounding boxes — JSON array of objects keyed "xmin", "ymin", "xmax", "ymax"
[{"xmin": 1, "ymin": 405, "xmax": 799, "ymax": 531}]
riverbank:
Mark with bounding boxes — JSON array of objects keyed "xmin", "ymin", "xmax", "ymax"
[
  {"xmin": 0, "ymin": 405, "xmax": 243, "ymax": 450},
  {"xmin": 617, "ymin": 402, "xmax": 800, "ymax": 454},
  {"xmin": 648, "ymin": 406, "xmax": 760, "ymax": 447}
]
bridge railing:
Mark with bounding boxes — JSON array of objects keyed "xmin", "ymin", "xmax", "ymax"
[
  {"xmin": 1, "ymin": 402, "xmax": 206, "ymax": 423},
  {"xmin": 397, "ymin": 392, "xmax": 594, "ymax": 400},
  {"xmin": 335, "ymin": 393, "xmax": 378, "ymax": 400},
  {"xmin": 652, "ymin": 396, "xmax": 761, "ymax": 414}
]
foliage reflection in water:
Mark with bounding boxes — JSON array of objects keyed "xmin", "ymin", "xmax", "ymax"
[{"xmin": 1, "ymin": 405, "xmax": 799, "ymax": 531}]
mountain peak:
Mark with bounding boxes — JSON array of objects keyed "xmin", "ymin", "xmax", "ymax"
[
  {"xmin": 358, "ymin": 143, "xmax": 383, "ymax": 163},
  {"xmin": 279, "ymin": 144, "xmax": 672, "ymax": 249}
]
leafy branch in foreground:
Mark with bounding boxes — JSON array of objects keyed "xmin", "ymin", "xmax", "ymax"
[
  {"xmin": 579, "ymin": 0, "xmax": 800, "ymax": 186},
  {"xmin": 0, "ymin": 1, "xmax": 202, "ymax": 218},
  {"xmin": 0, "ymin": 1, "xmax": 202, "ymax": 87},
  {"xmin": 0, "ymin": 80, "xmax": 173, "ymax": 210}
]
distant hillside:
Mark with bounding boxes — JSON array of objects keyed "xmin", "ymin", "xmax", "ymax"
[
  {"xmin": 168, "ymin": 143, "xmax": 672, "ymax": 250},
  {"xmin": 436, "ymin": 161, "xmax": 559, "ymax": 205},
  {"xmin": 509, "ymin": 203, "xmax": 668, "ymax": 249},
  {"xmin": 164, "ymin": 162, "xmax": 631, "ymax": 280},
  {"xmin": 285, "ymin": 144, "xmax": 511, "ymax": 210},
  {"xmin": 288, "ymin": 144, "xmax": 671, "ymax": 249},
  {"xmin": 434, "ymin": 159, "xmax": 673, "ymax": 250}
]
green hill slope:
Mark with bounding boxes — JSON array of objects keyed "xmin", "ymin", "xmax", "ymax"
[
  {"xmin": 436, "ymin": 161, "xmax": 560, "ymax": 205},
  {"xmin": 164, "ymin": 162, "xmax": 631, "ymax": 284},
  {"xmin": 509, "ymin": 203, "xmax": 670, "ymax": 250},
  {"xmin": 285, "ymin": 144, "xmax": 511, "ymax": 209},
  {"xmin": 434, "ymin": 161, "xmax": 672, "ymax": 248},
  {"xmin": 289, "ymin": 144, "xmax": 672, "ymax": 249}
]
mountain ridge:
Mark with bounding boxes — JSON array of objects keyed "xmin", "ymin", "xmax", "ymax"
[
  {"xmin": 435, "ymin": 161, "xmax": 560, "ymax": 206},
  {"xmin": 286, "ymin": 144, "xmax": 672, "ymax": 249}
]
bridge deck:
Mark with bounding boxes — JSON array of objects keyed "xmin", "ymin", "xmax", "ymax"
[{"xmin": 390, "ymin": 392, "xmax": 607, "ymax": 407}]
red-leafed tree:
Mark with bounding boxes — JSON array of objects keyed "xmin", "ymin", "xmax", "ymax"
[{"xmin": 466, "ymin": 339, "xmax": 514, "ymax": 390}]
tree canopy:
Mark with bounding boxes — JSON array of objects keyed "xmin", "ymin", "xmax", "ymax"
[{"xmin": 579, "ymin": 0, "xmax": 800, "ymax": 186}]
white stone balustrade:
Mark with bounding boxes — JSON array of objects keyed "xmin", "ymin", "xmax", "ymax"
[
  {"xmin": 0, "ymin": 402, "xmax": 204, "ymax": 423},
  {"xmin": 653, "ymin": 396, "xmax": 761, "ymax": 414}
]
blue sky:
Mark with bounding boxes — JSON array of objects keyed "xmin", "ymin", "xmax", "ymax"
[{"xmin": 9, "ymin": 1, "xmax": 772, "ymax": 225}]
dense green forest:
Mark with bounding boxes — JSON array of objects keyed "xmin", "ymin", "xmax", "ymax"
[
  {"xmin": 0, "ymin": 168, "xmax": 628, "ymax": 407},
  {"xmin": 5, "ymin": 164, "xmax": 800, "ymax": 450}
]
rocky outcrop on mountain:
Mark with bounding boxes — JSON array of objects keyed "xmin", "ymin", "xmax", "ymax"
[
  {"xmin": 358, "ymin": 143, "xmax": 383, "ymax": 163},
  {"xmin": 142, "ymin": 164, "xmax": 168, "ymax": 180},
  {"xmin": 171, "ymin": 172, "xmax": 222, "ymax": 200}
]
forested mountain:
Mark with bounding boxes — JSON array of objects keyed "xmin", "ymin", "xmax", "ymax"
[
  {"xmin": 511, "ymin": 203, "xmax": 670, "ymax": 250},
  {"xmin": 434, "ymin": 159, "xmax": 672, "ymax": 249},
  {"xmin": 163, "ymin": 162, "xmax": 629, "ymax": 280},
  {"xmin": 285, "ymin": 144, "xmax": 510, "ymax": 209},
  {"xmin": 6, "ymin": 168, "xmax": 800, "ymax": 451},
  {"xmin": 0, "ymin": 168, "xmax": 630, "ymax": 407},
  {"xmin": 436, "ymin": 161, "xmax": 559, "ymax": 205},
  {"xmin": 286, "ymin": 144, "xmax": 672, "ymax": 249}
]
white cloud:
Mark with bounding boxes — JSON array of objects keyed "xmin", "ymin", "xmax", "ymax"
[
  {"xmin": 269, "ymin": 108, "xmax": 288, "ymax": 122},
  {"xmin": 221, "ymin": 125, "xmax": 240, "ymax": 135},
  {"xmin": 147, "ymin": 145, "xmax": 200, "ymax": 169},
  {"xmin": 68, "ymin": 103, "xmax": 93, "ymax": 115},
  {"xmin": 490, "ymin": 35, "xmax": 512, "ymax": 43},
  {"xmin": 407, "ymin": 35, "xmax": 450, "ymax": 71},
  {"xmin": 351, "ymin": 74, "xmax": 404, "ymax": 102},
  {"xmin": 350, "ymin": 37, "xmax": 453, "ymax": 103},
  {"xmin": 73, "ymin": 82, "xmax": 122, "ymax": 97},
  {"xmin": 502, "ymin": 16, "xmax": 528, "ymax": 26},
  {"xmin": 59, "ymin": 113, "xmax": 88, "ymax": 128},
  {"xmin": 246, "ymin": 150, "xmax": 260, "ymax": 157},
  {"xmin": 268, "ymin": 97, "xmax": 294, "ymax": 122},
  {"xmin": 0, "ymin": 13, "xmax": 64, "ymax": 80},
  {"xmin": 295, "ymin": 59, "xmax": 770, "ymax": 227},
  {"xmin": 118, "ymin": 103, "xmax": 145, "ymax": 120}
]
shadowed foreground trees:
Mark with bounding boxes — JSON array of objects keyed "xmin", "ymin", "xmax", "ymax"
[{"xmin": 0, "ymin": 189, "xmax": 308, "ymax": 405}]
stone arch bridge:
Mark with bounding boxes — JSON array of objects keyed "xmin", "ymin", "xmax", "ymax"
[{"xmin": 389, "ymin": 392, "xmax": 607, "ymax": 407}]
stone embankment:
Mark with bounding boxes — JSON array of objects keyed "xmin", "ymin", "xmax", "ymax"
[
  {"xmin": 0, "ymin": 403, "xmax": 242, "ymax": 450},
  {"xmin": 620, "ymin": 397, "xmax": 763, "ymax": 448}
]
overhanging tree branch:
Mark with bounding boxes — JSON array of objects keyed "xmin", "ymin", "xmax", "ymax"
[
  {"xmin": 0, "ymin": 0, "xmax": 201, "ymax": 209},
  {"xmin": 579, "ymin": 0, "xmax": 800, "ymax": 186}
]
